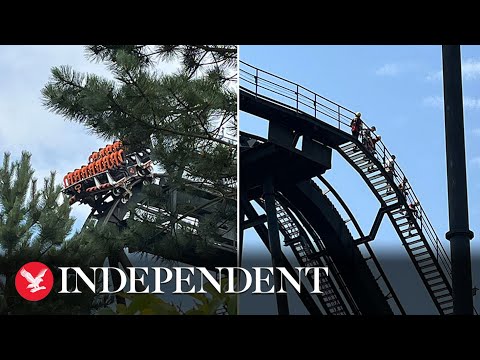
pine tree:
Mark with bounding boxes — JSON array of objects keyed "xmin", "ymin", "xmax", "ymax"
[
  {"xmin": 0, "ymin": 152, "xmax": 112, "ymax": 314},
  {"xmin": 41, "ymin": 45, "xmax": 237, "ymax": 266}
]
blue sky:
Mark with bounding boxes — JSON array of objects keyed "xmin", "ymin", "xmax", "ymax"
[{"xmin": 240, "ymin": 45, "xmax": 480, "ymax": 313}]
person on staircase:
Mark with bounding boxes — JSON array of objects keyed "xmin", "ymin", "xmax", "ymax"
[
  {"xmin": 351, "ymin": 112, "xmax": 363, "ymax": 140},
  {"xmin": 363, "ymin": 126, "xmax": 381, "ymax": 172},
  {"xmin": 385, "ymin": 154, "xmax": 396, "ymax": 194},
  {"xmin": 398, "ymin": 177, "xmax": 409, "ymax": 198},
  {"xmin": 405, "ymin": 201, "xmax": 420, "ymax": 236}
]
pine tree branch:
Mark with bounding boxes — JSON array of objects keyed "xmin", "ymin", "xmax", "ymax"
[
  {"xmin": 123, "ymin": 69, "xmax": 161, "ymax": 125},
  {"xmin": 106, "ymin": 91, "xmax": 235, "ymax": 148},
  {"xmin": 191, "ymin": 45, "xmax": 237, "ymax": 57},
  {"xmin": 165, "ymin": 88, "xmax": 235, "ymax": 148},
  {"xmin": 186, "ymin": 52, "xmax": 208, "ymax": 80}
]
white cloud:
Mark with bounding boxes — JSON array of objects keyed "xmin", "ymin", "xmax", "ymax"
[
  {"xmin": 426, "ymin": 58, "xmax": 480, "ymax": 81},
  {"xmin": 426, "ymin": 71, "xmax": 442, "ymax": 81},
  {"xmin": 422, "ymin": 96, "xmax": 480, "ymax": 110},
  {"xmin": 423, "ymin": 96, "xmax": 443, "ymax": 108},
  {"xmin": 464, "ymin": 97, "xmax": 480, "ymax": 109},
  {"xmin": 462, "ymin": 59, "xmax": 480, "ymax": 80},
  {"xmin": 375, "ymin": 63, "xmax": 401, "ymax": 76}
]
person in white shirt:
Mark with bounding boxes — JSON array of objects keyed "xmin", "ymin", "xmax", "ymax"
[
  {"xmin": 363, "ymin": 126, "xmax": 381, "ymax": 171},
  {"xmin": 385, "ymin": 155, "xmax": 396, "ymax": 194}
]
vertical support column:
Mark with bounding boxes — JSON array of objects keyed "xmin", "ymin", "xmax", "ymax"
[
  {"xmin": 239, "ymin": 195, "xmax": 245, "ymax": 267},
  {"xmin": 109, "ymin": 255, "xmax": 126, "ymax": 305},
  {"xmin": 442, "ymin": 45, "xmax": 474, "ymax": 315},
  {"xmin": 263, "ymin": 176, "xmax": 289, "ymax": 315}
]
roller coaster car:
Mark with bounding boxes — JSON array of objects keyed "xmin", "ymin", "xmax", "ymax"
[{"xmin": 63, "ymin": 149, "xmax": 153, "ymax": 206}]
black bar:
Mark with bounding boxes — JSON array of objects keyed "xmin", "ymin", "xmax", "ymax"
[
  {"xmin": 241, "ymin": 214, "xmax": 267, "ymax": 230},
  {"xmin": 109, "ymin": 255, "xmax": 126, "ymax": 305},
  {"xmin": 263, "ymin": 176, "xmax": 289, "ymax": 315},
  {"xmin": 118, "ymin": 250, "xmax": 146, "ymax": 292},
  {"xmin": 442, "ymin": 45, "xmax": 474, "ymax": 315},
  {"xmin": 238, "ymin": 194, "xmax": 246, "ymax": 268}
]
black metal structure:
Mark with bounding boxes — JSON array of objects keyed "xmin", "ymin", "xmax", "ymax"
[
  {"xmin": 68, "ymin": 146, "xmax": 237, "ymax": 307},
  {"xmin": 442, "ymin": 45, "xmax": 474, "ymax": 314},
  {"xmin": 240, "ymin": 61, "xmax": 475, "ymax": 314},
  {"xmin": 83, "ymin": 174, "xmax": 237, "ymax": 270}
]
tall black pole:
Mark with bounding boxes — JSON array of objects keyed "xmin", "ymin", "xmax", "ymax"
[
  {"xmin": 263, "ymin": 176, "xmax": 289, "ymax": 315},
  {"xmin": 239, "ymin": 194, "xmax": 245, "ymax": 267},
  {"xmin": 442, "ymin": 45, "xmax": 474, "ymax": 315}
]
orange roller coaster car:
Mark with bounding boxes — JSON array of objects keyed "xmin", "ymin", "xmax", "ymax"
[{"xmin": 62, "ymin": 141, "xmax": 152, "ymax": 206}]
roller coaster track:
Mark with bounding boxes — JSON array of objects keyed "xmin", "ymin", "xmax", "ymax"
[
  {"xmin": 256, "ymin": 194, "xmax": 356, "ymax": 315},
  {"xmin": 242, "ymin": 134, "xmax": 391, "ymax": 314},
  {"xmin": 239, "ymin": 61, "xmax": 469, "ymax": 315},
  {"xmin": 82, "ymin": 172, "xmax": 236, "ymax": 276}
]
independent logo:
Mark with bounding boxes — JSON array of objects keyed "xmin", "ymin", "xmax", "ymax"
[{"xmin": 15, "ymin": 262, "xmax": 54, "ymax": 301}]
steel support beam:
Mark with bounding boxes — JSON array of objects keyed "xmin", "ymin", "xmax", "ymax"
[
  {"xmin": 241, "ymin": 198, "xmax": 321, "ymax": 315},
  {"xmin": 263, "ymin": 176, "xmax": 290, "ymax": 315},
  {"xmin": 442, "ymin": 45, "xmax": 474, "ymax": 315}
]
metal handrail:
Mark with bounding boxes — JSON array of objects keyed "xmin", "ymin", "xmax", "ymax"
[{"xmin": 240, "ymin": 60, "xmax": 452, "ymax": 282}]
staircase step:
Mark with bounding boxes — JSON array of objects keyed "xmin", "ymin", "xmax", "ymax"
[
  {"xmin": 404, "ymin": 233, "xmax": 420, "ymax": 240},
  {"xmin": 418, "ymin": 257, "xmax": 434, "ymax": 264},
  {"xmin": 340, "ymin": 143, "xmax": 356, "ymax": 151},
  {"xmin": 441, "ymin": 305, "xmax": 454, "ymax": 311},
  {"xmin": 436, "ymin": 293, "xmax": 452, "ymax": 300},
  {"xmin": 414, "ymin": 250, "xmax": 430, "ymax": 258},
  {"xmin": 371, "ymin": 178, "xmax": 387, "ymax": 187},
  {"xmin": 419, "ymin": 263, "xmax": 437, "ymax": 272},
  {"xmin": 364, "ymin": 168, "xmax": 380, "ymax": 177},
  {"xmin": 394, "ymin": 215, "xmax": 408, "ymax": 222},
  {"xmin": 345, "ymin": 151, "xmax": 362, "ymax": 159},
  {"xmin": 367, "ymin": 173, "xmax": 384, "ymax": 181},
  {"xmin": 351, "ymin": 153, "xmax": 367, "ymax": 162},
  {"xmin": 379, "ymin": 191, "xmax": 394, "ymax": 198},
  {"xmin": 438, "ymin": 298, "xmax": 453, "ymax": 305},
  {"xmin": 429, "ymin": 279, "xmax": 446, "ymax": 287},
  {"xmin": 433, "ymin": 287, "xmax": 449, "ymax": 294},
  {"xmin": 359, "ymin": 162, "xmax": 374, "ymax": 170},
  {"xmin": 422, "ymin": 269, "xmax": 440, "ymax": 276},
  {"xmin": 406, "ymin": 238, "xmax": 424, "ymax": 246},
  {"xmin": 381, "ymin": 189, "xmax": 396, "ymax": 196},
  {"xmin": 382, "ymin": 192, "xmax": 397, "ymax": 203},
  {"xmin": 344, "ymin": 144, "xmax": 361, "ymax": 152},
  {"xmin": 354, "ymin": 161, "xmax": 371, "ymax": 170},
  {"xmin": 409, "ymin": 244, "xmax": 426, "ymax": 251},
  {"xmin": 375, "ymin": 185, "xmax": 390, "ymax": 193},
  {"xmin": 372, "ymin": 178, "xmax": 387, "ymax": 189}
]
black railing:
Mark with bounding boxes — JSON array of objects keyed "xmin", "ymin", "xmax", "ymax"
[{"xmin": 240, "ymin": 61, "xmax": 452, "ymax": 283}]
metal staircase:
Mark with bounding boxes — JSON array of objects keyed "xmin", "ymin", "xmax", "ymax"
[
  {"xmin": 239, "ymin": 60, "xmax": 468, "ymax": 314},
  {"xmin": 256, "ymin": 198, "xmax": 354, "ymax": 314},
  {"xmin": 338, "ymin": 141, "xmax": 454, "ymax": 314}
]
